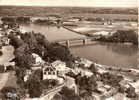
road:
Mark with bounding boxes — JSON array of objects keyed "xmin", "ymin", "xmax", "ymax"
[
  {"xmin": 0, "ymin": 72, "xmax": 10, "ymax": 90},
  {"xmin": 0, "ymin": 46, "xmax": 14, "ymax": 90}
]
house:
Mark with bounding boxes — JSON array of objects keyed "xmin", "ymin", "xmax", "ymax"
[
  {"xmin": 74, "ymin": 67, "xmax": 93, "ymax": 77},
  {"xmin": 43, "ymin": 63, "xmax": 57, "ymax": 80},
  {"xmin": 24, "ymin": 59, "xmax": 71, "ymax": 83},
  {"xmin": 75, "ymin": 57, "xmax": 92, "ymax": 68},
  {"xmin": 32, "ymin": 53, "xmax": 45, "ymax": 66},
  {"xmin": 24, "ymin": 69, "xmax": 32, "ymax": 82},
  {"xmin": 51, "ymin": 60, "xmax": 71, "ymax": 77},
  {"xmin": 0, "ymin": 36, "xmax": 10, "ymax": 46}
]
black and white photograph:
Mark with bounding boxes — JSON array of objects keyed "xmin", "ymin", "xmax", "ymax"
[{"xmin": 0, "ymin": 0, "xmax": 138, "ymax": 100}]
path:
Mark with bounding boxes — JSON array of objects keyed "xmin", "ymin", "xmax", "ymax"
[{"xmin": 0, "ymin": 72, "xmax": 10, "ymax": 90}]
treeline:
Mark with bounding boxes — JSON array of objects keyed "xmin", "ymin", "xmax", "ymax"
[
  {"xmin": 34, "ymin": 19, "xmax": 55, "ymax": 25},
  {"xmin": 8, "ymin": 31, "xmax": 74, "ymax": 69},
  {"xmin": 1, "ymin": 16, "xmax": 30, "ymax": 23},
  {"xmin": 98, "ymin": 30, "xmax": 138, "ymax": 45}
]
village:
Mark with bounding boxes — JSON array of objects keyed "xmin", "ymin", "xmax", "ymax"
[{"xmin": 0, "ymin": 17, "xmax": 138, "ymax": 100}]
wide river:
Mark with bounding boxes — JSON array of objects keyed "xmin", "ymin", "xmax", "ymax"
[{"xmin": 20, "ymin": 24, "xmax": 138, "ymax": 69}]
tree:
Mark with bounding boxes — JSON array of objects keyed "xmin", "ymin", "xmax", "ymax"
[
  {"xmin": 100, "ymin": 72, "xmax": 123, "ymax": 86},
  {"xmin": 126, "ymin": 85, "xmax": 137, "ymax": 98},
  {"xmin": 88, "ymin": 64, "xmax": 98, "ymax": 75},
  {"xmin": 0, "ymin": 51, "xmax": 3, "ymax": 56},
  {"xmin": 1, "ymin": 17, "xmax": 15, "ymax": 22},
  {"xmin": 80, "ymin": 92, "xmax": 95, "ymax": 100},
  {"xmin": 52, "ymin": 93, "xmax": 62, "ymax": 100},
  {"xmin": 55, "ymin": 86, "xmax": 81, "ymax": 100},
  {"xmin": 15, "ymin": 52, "xmax": 34, "ymax": 69},
  {"xmin": 34, "ymin": 69, "xmax": 43, "ymax": 80},
  {"xmin": 75, "ymin": 74, "xmax": 97, "ymax": 95},
  {"xmin": 47, "ymin": 43, "xmax": 73, "ymax": 62},
  {"xmin": 15, "ymin": 67, "xmax": 26, "ymax": 88},
  {"xmin": 21, "ymin": 32, "xmax": 38, "ymax": 51},
  {"xmin": 8, "ymin": 33, "xmax": 24, "ymax": 49},
  {"xmin": 25, "ymin": 74, "xmax": 43, "ymax": 98},
  {"xmin": 42, "ymin": 79, "xmax": 59, "ymax": 89},
  {"xmin": 35, "ymin": 33, "xmax": 49, "ymax": 48},
  {"xmin": 16, "ymin": 17, "xmax": 30, "ymax": 23}
]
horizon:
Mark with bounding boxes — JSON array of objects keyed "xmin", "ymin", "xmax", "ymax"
[
  {"xmin": 0, "ymin": 0, "xmax": 138, "ymax": 7},
  {"xmin": 0, "ymin": 5, "xmax": 138, "ymax": 8}
]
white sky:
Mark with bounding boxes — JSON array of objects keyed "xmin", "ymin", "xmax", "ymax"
[{"xmin": 0, "ymin": 0, "xmax": 138, "ymax": 7}]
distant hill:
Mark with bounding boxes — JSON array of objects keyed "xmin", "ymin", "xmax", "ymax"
[{"xmin": 0, "ymin": 6, "xmax": 138, "ymax": 17}]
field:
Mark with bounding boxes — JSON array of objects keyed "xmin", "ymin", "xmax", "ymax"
[{"xmin": 0, "ymin": 6, "xmax": 138, "ymax": 20}]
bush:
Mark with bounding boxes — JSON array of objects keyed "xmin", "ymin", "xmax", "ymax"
[
  {"xmin": 0, "ymin": 51, "xmax": 3, "ymax": 56},
  {"xmin": 42, "ymin": 79, "xmax": 59, "ymax": 89},
  {"xmin": 0, "ymin": 65, "xmax": 5, "ymax": 72},
  {"xmin": 25, "ymin": 75, "xmax": 43, "ymax": 98}
]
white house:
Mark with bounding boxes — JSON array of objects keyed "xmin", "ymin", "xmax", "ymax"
[
  {"xmin": 75, "ymin": 58, "xmax": 92, "ymax": 68},
  {"xmin": 52, "ymin": 60, "xmax": 71, "ymax": 77},
  {"xmin": 32, "ymin": 53, "xmax": 45, "ymax": 66},
  {"xmin": 74, "ymin": 67, "xmax": 93, "ymax": 77},
  {"xmin": 0, "ymin": 36, "xmax": 10, "ymax": 45},
  {"xmin": 24, "ymin": 69, "xmax": 32, "ymax": 82},
  {"xmin": 43, "ymin": 63, "xmax": 57, "ymax": 80}
]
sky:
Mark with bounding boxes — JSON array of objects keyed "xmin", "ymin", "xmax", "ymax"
[{"xmin": 0, "ymin": 0, "xmax": 138, "ymax": 7}]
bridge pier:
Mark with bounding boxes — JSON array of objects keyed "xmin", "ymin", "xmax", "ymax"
[
  {"xmin": 83, "ymin": 39, "xmax": 86, "ymax": 45},
  {"xmin": 66, "ymin": 40, "xmax": 70, "ymax": 47}
]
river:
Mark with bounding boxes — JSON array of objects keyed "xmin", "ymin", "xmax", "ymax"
[{"xmin": 19, "ymin": 24, "xmax": 138, "ymax": 69}]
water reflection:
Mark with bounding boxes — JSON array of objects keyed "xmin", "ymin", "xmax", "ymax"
[
  {"xmin": 70, "ymin": 43, "xmax": 138, "ymax": 68},
  {"xmin": 100, "ymin": 42, "xmax": 138, "ymax": 56}
]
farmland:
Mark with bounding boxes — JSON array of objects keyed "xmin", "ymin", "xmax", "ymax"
[{"xmin": 0, "ymin": 6, "xmax": 138, "ymax": 20}]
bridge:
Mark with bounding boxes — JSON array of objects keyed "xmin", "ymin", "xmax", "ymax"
[{"xmin": 52, "ymin": 36, "xmax": 101, "ymax": 47}]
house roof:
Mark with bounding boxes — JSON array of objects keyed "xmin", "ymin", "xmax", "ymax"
[
  {"xmin": 51, "ymin": 60, "xmax": 66, "ymax": 67},
  {"xmin": 44, "ymin": 66, "xmax": 56, "ymax": 71}
]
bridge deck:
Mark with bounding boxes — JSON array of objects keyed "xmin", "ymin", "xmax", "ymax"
[{"xmin": 52, "ymin": 36, "xmax": 101, "ymax": 43}]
